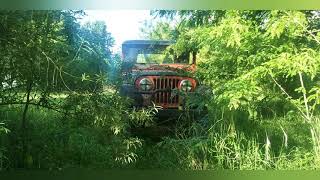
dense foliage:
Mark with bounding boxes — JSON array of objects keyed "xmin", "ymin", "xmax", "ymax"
[
  {"xmin": 137, "ymin": 10, "xmax": 320, "ymax": 169},
  {"xmin": 0, "ymin": 10, "xmax": 149, "ymax": 169},
  {"xmin": 0, "ymin": 10, "xmax": 320, "ymax": 170}
]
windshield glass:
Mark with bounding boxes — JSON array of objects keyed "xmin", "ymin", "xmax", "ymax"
[{"xmin": 124, "ymin": 46, "xmax": 192, "ymax": 64}]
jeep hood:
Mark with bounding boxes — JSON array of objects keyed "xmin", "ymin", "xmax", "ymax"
[{"xmin": 132, "ymin": 64, "xmax": 196, "ymax": 73}]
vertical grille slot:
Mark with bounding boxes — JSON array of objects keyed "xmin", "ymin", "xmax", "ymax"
[{"xmin": 152, "ymin": 76, "xmax": 180, "ymax": 107}]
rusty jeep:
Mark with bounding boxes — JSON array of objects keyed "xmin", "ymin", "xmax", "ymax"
[{"xmin": 120, "ymin": 40, "xmax": 199, "ymax": 116}]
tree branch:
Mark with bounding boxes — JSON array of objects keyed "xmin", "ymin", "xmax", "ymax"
[
  {"xmin": 269, "ymin": 71, "xmax": 309, "ymax": 121},
  {"xmin": 0, "ymin": 101, "xmax": 73, "ymax": 116}
]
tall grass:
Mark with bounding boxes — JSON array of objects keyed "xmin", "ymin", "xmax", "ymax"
[
  {"xmin": 0, "ymin": 105, "xmax": 131, "ymax": 169},
  {"xmin": 135, "ymin": 114, "xmax": 320, "ymax": 170},
  {"xmin": 1, "ymin": 102, "xmax": 319, "ymax": 170},
  {"xmin": 311, "ymin": 117, "xmax": 320, "ymax": 164}
]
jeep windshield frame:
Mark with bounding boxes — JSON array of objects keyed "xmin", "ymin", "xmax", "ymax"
[{"xmin": 122, "ymin": 40, "xmax": 193, "ymax": 65}]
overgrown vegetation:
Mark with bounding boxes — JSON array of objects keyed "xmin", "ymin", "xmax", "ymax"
[
  {"xmin": 0, "ymin": 10, "xmax": 320, "ymax": 170},
  {"xmin": 136, "ymin": 10, "xmax": 320, "ymax": 169},
  {"xmin": 0, "ymin": 10, "xmax": 148, "ymax": 169}
]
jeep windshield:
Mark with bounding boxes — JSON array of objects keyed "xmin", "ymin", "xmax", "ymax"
[{"xmin": 122, "ymin": 40, "xmax": 193, "ymax": 64}]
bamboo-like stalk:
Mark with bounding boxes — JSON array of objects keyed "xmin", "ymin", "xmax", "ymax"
[{"xmin": 299, "ymin": 72, "xmax": 311, "ymax": 122}]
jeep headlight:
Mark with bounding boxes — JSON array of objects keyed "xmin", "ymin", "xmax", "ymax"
[
  {"xmin": 139, "ymin": 78, "xmax": 153, "ymax": 91},
  {"xmin": 179, "ymin": 79, "xmax": 193, "ymax": 92}
]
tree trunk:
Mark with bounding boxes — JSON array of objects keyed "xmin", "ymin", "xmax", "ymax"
[{"xmin": 21, "ymin": 80, "xmax": 33, "ymax": 168}]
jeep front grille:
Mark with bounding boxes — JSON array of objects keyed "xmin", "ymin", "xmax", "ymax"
[{"xmin": 152, "ymin": 77, "xmax": 180, "ymax": 108}]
